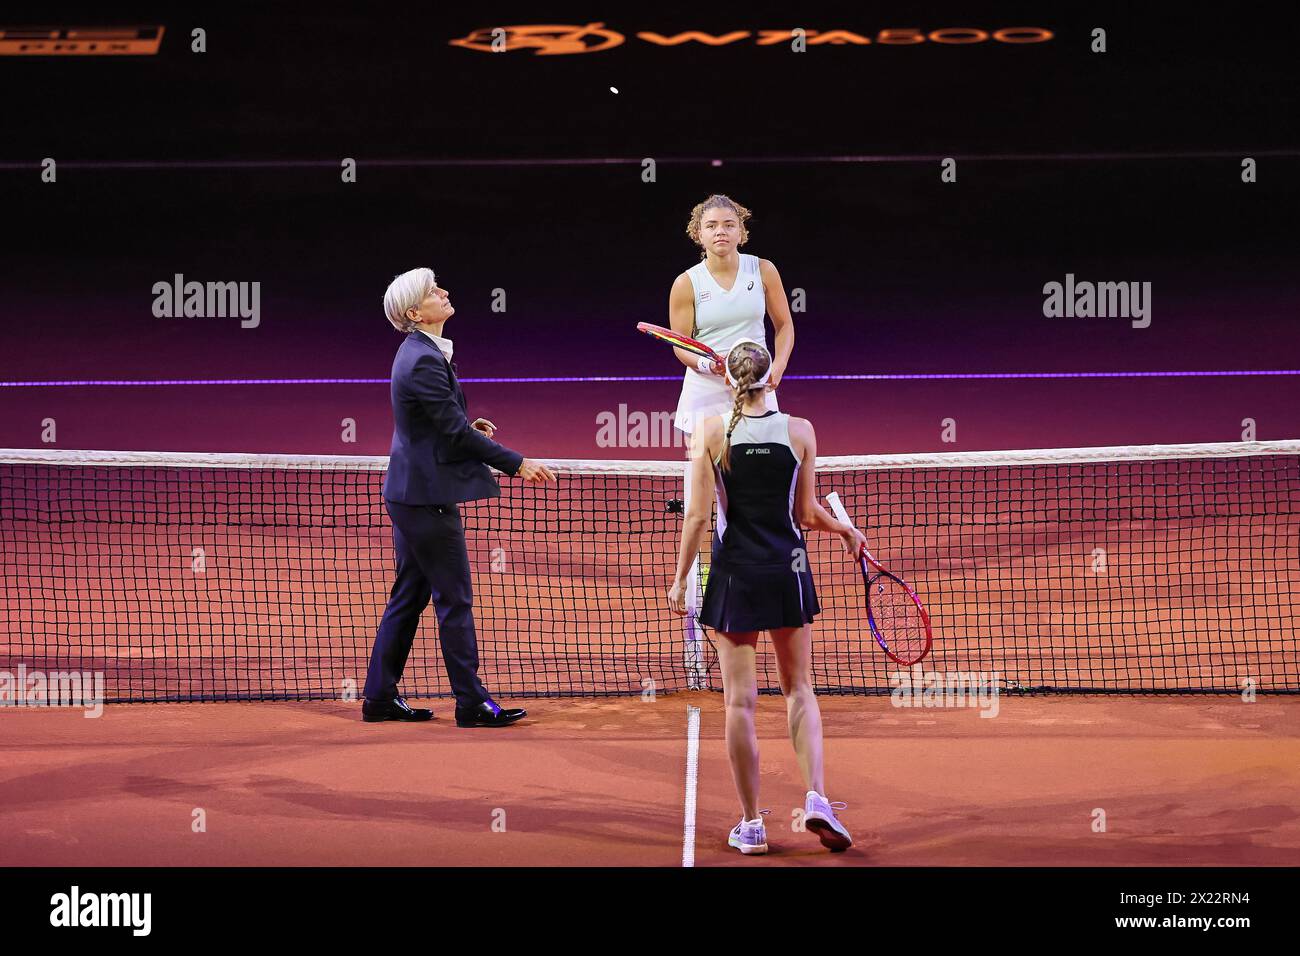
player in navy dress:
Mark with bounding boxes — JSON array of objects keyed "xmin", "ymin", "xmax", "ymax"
[{"xmin": 668, "ymin": 340, "xmax": 864, "ymax": 855}]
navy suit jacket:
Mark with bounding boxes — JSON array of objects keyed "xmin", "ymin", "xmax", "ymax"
[{"xmin": 382, "ymin": 330, "xmax": 524, "ymax": 505}]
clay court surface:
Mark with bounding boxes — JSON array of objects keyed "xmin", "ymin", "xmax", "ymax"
[
  {"xmin": 2, "ymin": 692, "xmax": 1296, "ymax": 867},
  {"xmin": 2, "ymin": 449, "xmax": 1297, "ymax": 867}
]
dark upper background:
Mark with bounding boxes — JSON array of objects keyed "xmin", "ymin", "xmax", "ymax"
[{"xmin": 2, "ymin": 2, "xmax": 1297, "ymax": 457}]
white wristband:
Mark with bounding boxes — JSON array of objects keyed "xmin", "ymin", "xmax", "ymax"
[{"xmin": 696, "ymin": 356, "xmax": 715, "ymax": 373}]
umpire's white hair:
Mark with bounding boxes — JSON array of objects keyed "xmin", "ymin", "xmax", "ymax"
[{"xmin": 383, "ymin": 267, "xmax": 436, "ymax": 332}]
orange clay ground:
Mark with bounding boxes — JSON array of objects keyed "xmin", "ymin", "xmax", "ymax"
[{"xmin": 1, "ymin": 692, "xmax": 1297, "ymax": 867}]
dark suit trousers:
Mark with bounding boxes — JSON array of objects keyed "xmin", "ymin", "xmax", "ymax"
[{"xmin": 364, "ymin": 500, "xmax": 489, "ymax": 708}]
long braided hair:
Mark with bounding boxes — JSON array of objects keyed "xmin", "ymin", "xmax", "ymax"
[{"xmin": 718, "ymin": 341, "xmax": 772, "ymax": 473}]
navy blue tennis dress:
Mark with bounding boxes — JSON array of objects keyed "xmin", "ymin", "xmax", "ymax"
[{"xmin": 698, "ymin": 410, "xmax": 821, "ymax": 632}]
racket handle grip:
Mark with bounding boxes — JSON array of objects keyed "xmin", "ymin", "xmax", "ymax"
[{"xmin": 825, "ymin": 492, "xmax": 853, "ymax": 527}]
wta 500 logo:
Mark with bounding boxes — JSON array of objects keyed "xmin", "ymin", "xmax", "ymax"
[{"xmin": 449, "ymin": 22, "xmax": 1052, "ymax": 55}]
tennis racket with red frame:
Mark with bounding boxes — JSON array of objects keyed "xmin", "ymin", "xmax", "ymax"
[
  {"xmin": 636, "ymin": 322, "xmax": 724, "ymax": 368},
  {"xmin": 825, "ymin": 492, "xmax": 933, "ymax": 666}
]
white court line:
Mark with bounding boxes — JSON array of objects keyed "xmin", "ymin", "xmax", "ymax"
[{"xmin": 682, "ymin": 704, "xmax": 701, "ymax": 867}]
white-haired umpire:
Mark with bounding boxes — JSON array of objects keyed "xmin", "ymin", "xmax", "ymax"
[{"xmin": 364, "ymin": 267, "xmax": 556, "ymax": 727}]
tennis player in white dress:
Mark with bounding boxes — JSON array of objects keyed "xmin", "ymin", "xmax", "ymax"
[
  {"xmin": 666, "ymin": 194, "xmax": 800, "ymax": 694},
  {"xmin": 667, "ymin": 194, "xmax": 795, "ymax": 471}
]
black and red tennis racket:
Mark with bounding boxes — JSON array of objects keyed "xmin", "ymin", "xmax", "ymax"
[
  {"xmin": 636, "ymin": 322, "xmax": 724, "ymax": 368},
  {"xmin": 826, "ymin": 492, "xmax": 933, "ymax": 666}
]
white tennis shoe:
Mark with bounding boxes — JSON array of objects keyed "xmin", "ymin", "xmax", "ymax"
[
  {"xmin": 727, "ymin": 810, "xmax": 770, "ymax": 855},
  {"xmin": 803, "ymin": 790, "xmax": 853, "ymax": 851}
]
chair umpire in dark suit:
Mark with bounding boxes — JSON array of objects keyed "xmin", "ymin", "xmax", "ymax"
[{"xmin": 364, "ymin": 267, "xmax": 556, "ymax": 726}]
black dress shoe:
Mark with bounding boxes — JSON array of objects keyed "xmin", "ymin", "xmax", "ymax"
[
  {"xmin": 361, "ymin": 696, "xmax": 434, "ymax": 723},
  {"xmin": 455, "ymin": 698, "xmax": 526, "ymax": 728}
]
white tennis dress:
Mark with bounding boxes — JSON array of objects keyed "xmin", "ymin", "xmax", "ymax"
[{"xmin": 673, "ymin": 253, "xmax": 779, "ymax": 434}]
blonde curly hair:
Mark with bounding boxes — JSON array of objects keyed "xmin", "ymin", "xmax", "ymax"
[{"xmin": 685, "ymin": 194, "xmax": 752, "ymax": 258}]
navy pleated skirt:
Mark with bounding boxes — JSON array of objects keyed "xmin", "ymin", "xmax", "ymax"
[{"xmin": 697, "ymin": 561, "xmax": 821, "ymax": 633}]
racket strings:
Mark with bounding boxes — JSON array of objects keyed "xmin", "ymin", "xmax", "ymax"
[{"xmin": 871, "ymin": 575, "xmax": 929, "ymax": 661}]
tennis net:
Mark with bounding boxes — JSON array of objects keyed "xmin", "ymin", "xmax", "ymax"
[{"xmin": 2, "ymin": 441, "xmax": 1297, "ymax": 702}]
